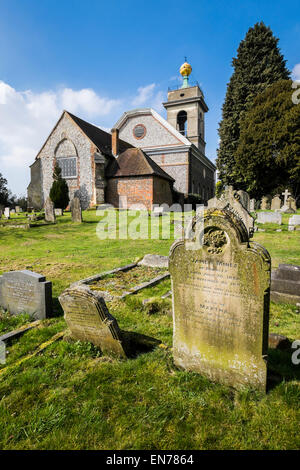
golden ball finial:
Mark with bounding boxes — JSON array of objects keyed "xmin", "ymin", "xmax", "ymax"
[{"xmin": 180, "ymin": 60, "xmax": 192, "ymax": 77}]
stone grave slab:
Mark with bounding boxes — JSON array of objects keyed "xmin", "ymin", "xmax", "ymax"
[
  {"xmin": 256, "ymin": 212, "xmax": 282, "ymax": 225},
  {"xmin": 0, "ymin": 270, "xmax": 52, "ymax": 319},
  {"xmin": 169, "ymin": 207, "xmax": 271, "ymax": 392},
  {"xmin": 59, "ymin": 286, "xmax": 127, "ymax": 357},
  {"xmin": 271, "ymin": 264, "xmax": 300, "ymax": 304}
]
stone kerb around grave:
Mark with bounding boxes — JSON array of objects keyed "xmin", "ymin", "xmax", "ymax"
[{"xmin": 169, "ymin": 207, "xmax": 271, "ymax": 392}]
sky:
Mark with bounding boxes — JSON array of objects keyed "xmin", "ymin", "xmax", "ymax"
[{"xmin": 0, "ymin": 0, "xmax": 300, "ymax": 197}]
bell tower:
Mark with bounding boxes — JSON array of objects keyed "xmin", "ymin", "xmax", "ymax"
[{"xmin": 163, "ymin": 60, "xmax": 208, "ymax": 154}]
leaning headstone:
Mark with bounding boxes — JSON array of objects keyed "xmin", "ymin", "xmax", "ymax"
[
  {"xmin": 256, "ymin": 212, "xmax": 282, "ymax": 225},
  {"xmin": 59, "ymin": 286, "xmax": 126, "ymax": 357},
  {"xmin": 71, "ymin": 197, "xmax": 82, "ymax": 223},
  {"xmin": 169, "ymin": 206, "xmax": 271, "ymax": 392},
  {"xmin": 260, "ymin": 196, "xmax": 270, "ymax": 210},
  {"xmin": 44, "ymin": 197, "xmax": 56, "ymax": 223},
  {"xmin": 271, "ymin": 264, "xmax": 300, "ymax": 305},
  {"xmin": 237, "ymin": 190, "xmax": 250, "ymax": 211},
  {"xmin": 0, "ymin": 270, "xmax": 52, "ymax": 319},
  {"xmin": 271, "ymin": 195, "xmax": 281, "ymax": 211},
  {"xmin": 4, "ymin": 208, "xmax": 10, "ymax": 219},
  {"xmin": 249, "ymin": 199, "xmax": 256, "ymax": 212}
]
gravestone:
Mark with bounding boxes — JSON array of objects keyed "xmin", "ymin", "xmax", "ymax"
[
  {"xmin": 59, "ymin": 286, "xmax": 126, "ymax": 357},
  {"xmin": 256, "ymin": 212, "xmax": 282, "ymax": 225},
  {"xmin": 10, "ymin": 209, "xmax": 15, "ymax": 214},
  {"xmin": 206, "ymin": 186, "xmax": 254, "ymax": 238},
  {"xmin": 138, "ymin": 254, "xmax": 169, "ymax": 268},
  {"xmin": 0, "ymin": 270, "xmax": 52, "ymax": 319},
  {"xmin": 288, "ymin": 215, "xmax": 300, "ymax": 230},
  {"xmin": 280, "ymin": 189, "xmax": 291, "ymax": 212},
  {"xmin": 71, "ymin": 197, "xmax": 82, "ymax": 223},
  {"xmin": 237, "ymin": 190, "xmax": 250, "ymax": 211},
  {"xmin": 260, "ymin": 196, "xmax": 270, "ymax": 210},
  {"xmin": 271, "ymin": 264, "xmax": 300, "ymax": 305},
  {"xmin": 15, "ymin": 206, "xmax": 20, "ymax": 213},
  {"xmin": 250, "ymin": 199, "xmax": 256, "ymax": 212},
  {"xmin": 169, "ymin": 206, "xmax": 271, "ymax": 392},
  {"xmin": 54, "ymin": 208, "xmax": 63, "ymax": 216},
  {"xmin": 4, "ymin": 208, "xmax": 10, "ymax": 219},
  {"xmin": 44, "ymin": 197, "xmax": 56, "ymax": 223},
  {"xmin": 271, "ymin": 195, "xmax": 281, "ymax": 211},
  {"xmin": 284, "ymin": 196, "xmax": 296, "ymax": 214}
]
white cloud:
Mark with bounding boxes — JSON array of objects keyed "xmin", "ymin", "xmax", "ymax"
[
  {"xmin": 132, "ymin": 83, "xmax": 156, "ymax": 106},
  {"xmin": 292, "ymin": 64, "xmax": 300, "ymax": 81},
  {"xmin": 0, "ymin": 81, "xmax": 123, "ymax": 196},
  {"xmin": 0, "ymin": 80, "xmax": 166, "ymax": 196},
  {"xmin": 61, "ymin": 88, "xmax": 120, "ymax": 117}
]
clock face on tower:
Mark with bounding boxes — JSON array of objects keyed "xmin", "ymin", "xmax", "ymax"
[{"xmin": 133, "ymin": 124, "xmax": 146, "ymax": 140}]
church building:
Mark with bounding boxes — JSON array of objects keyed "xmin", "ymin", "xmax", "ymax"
[{"xmin": 27, "ymin": 61, "xmax": 216, "ymax": 210}]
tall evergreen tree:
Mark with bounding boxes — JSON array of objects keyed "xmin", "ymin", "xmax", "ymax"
[
  {"xmin": 0, "ymin": 173, "xmax": 9, "ymax": 206},
  {"xmin": 235, "ymin": 80, "xmax": 300, "ymax": 200},
  {"xmin": 49, "ymin": 164, "xmax": 69, "ymax": 210},
  {"xmin": 216, "ymin": 22, "xmax": 290, "ymax": 187}
]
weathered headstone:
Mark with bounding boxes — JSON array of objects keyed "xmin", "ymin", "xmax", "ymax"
[
  {"xmin": 206, "ymin": 186, "xmax": 254, "ymax": 238},
  {"xmin": 15, "ymin": 206, "xmax": 21, "ymax": 213},
  {"xmin": 0, "ymin": 270, "xmax": 52, "ymax": 319},
  {"xmin": 4, "ymin": 208, "xmax": 10, "ymax": 219},
  {"xmin": 250, "ymin": 199, "xmax": 256, "ymax": 212},
  {"xmin": 10, "ymin": 209, "xmax": 15, "ymax": 214},
  {"xmin": 284, "ymin": 196, "xmax": 296, "ymax": 214},
  {"xmin": 59, "ymin": 286, "xmax": 126, "ymax": 357},
  {"xmin": 256, "ymin": 212, "xmax": 282, "ymax": 225},
  {"xmin": 169, "ymin": 206, "xmax": 271, "ymax": 392},
  {"xmin": 71, "ymin": 197, "xmax": 82, "ymax": 223},
  {"xmin": 54, "ymin": 208, "xmax": 63, "ymax": 216},
  {"xmin": 260, "ymin": 196, "xmax": 270, "ymax": 210},
  {"xmin": 44, "ymin": 197, "xmax": 56, "ymax": 223},
  {"xmin": 271, "ymin": 195, "xmax": 281, "ymax": 211},
  {"xmin": 271, "ymin": 264, "xmax": 300, "ymax": 305},
  {"xmin": 237, "ymin": 190, "xmax": 250, "ymax": 211}
]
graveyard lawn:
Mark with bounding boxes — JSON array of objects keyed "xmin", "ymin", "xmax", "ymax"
[{"xmin": 0, "ymin": 209, "xmax": 299, "ymax": 450}]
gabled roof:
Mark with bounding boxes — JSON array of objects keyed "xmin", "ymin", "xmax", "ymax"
[
  {"xmin": 66, "ymin": 111, "xmax": 132, "ymax": 156},
  {"xmin": 36, "ymin": 110, "xmax": 132, "ymax": 160},
  {"xmin": 113, "ymin": 108, "xmax": 192, "ymax": 146},
  {"xmin": 106, "ymin": 147, "xmax": 175, "ymax": 182}
]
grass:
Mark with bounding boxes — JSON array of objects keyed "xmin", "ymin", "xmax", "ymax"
[{"xmin": 0, "ymin": 209, "xmax": 299, "ymax": 450}]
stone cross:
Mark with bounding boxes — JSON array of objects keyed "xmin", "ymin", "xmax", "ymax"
[{"xmin": 282, "ymin": 189, "xmax": 291, "ymax": 206}]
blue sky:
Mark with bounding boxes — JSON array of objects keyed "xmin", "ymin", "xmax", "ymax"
[{"xmin": 0, "ymin": 0, "xmax": 299, "ymax": 196}]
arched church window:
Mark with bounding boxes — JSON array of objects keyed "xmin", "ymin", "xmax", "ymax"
[
  {"xmin": 57, "ymin": 157, "xmax": 77, "ymax": 178},
  {"xmin": 177, "ymin": 111, "xmax": 187, "ymax": 136}
]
